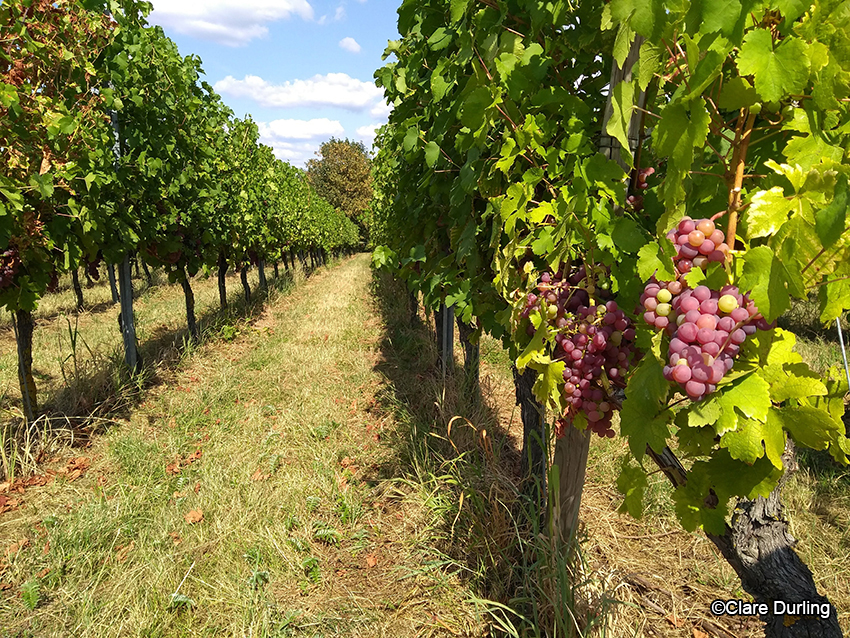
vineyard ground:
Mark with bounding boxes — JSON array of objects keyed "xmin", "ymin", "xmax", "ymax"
[{"xmin": 0, "ymin": 255, "xmax": 846, "ymax": 637}]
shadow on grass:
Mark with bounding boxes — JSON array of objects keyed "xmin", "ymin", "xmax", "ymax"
[
  {"xmin": 365, "ymin": 269, "xmax": 611, "ymax": 638},
  {"xmin": 1, "ymin": 264, "xmax": 308, "ymax": 469}
]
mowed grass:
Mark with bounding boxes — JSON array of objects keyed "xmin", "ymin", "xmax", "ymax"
[
  {"xmin": 0, "ymin": 255, "xmax": 492, "ymax": 638},
  {"xmin": 1, "ymin": 255, "xmax": 849, "ymax": 638}
]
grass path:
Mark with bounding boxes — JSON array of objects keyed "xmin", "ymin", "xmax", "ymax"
[{"xmin": 0, "ymin": 255, "xmax": 483, "ymax": 637}]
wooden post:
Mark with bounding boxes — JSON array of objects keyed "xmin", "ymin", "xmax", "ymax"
[
  {"xmin": 12, "ymin": 309, "xmax": 37, "ymax": 421},
  {"xmin": 258, "ymin": 259, "xmax": 267, "ymax": 289},
  {"xmin": 441, "ymin": 303, "xmax": 454, "ymax": 378},
  {"xmin": 107, "ymin": 263, "xmax": 119, "ymax": 304},
  {"xmin": 118, "ymin": 255, "xmax": 140, "ymax": 374},
  {"xmin": 141, "ymin": 259, "xmax": 153, "ymax": 287},
  {"xmin": 240, "ymin": 265, "xmax": 251, "ymax": 304},
  {"xmin": 71, "ymin": 268, "xmax": 84, "ymax": 312},
  {"xmin": 217, "ymin": 250, "xmax": 228, "ymax": 310},
  {"xmin": 456, "ymin": 316, "xmax": 479, "ymax": 393},
  {"xmin": 180, "ymin": 265, "xmax": 198, "ymax": 342},
  {"xmin": 513, "ymin": 365, "xmax": 547, "ymax": 503}
]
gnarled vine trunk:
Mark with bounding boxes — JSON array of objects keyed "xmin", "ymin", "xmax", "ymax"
[
  {"xmin": 258, "ymin": 259, "xmax": 267, "ymax": 289},
  {"xmin": 107, "ymin": 263, "xmax": 119, "ymax": 304},
  {"xmin": 513, "ymin": 365, "xmax": 546, "ymax": 503},
  {"xmin": 455, "ymin": 316, "xmax": 479, "ymax": 393},
  {"xmin": 118, "ymin": 255, "xmax": 140, "ymax": 374},
  {"xmin": 13, "ymin": 309, "xmax": 37, "ymax": 421},
  {"xmin": 180, "ymin": 266, "xmax": 198, "ymax": 342},
  {"xmin": 71, "ymin": 268, "xmax": 84, "ymax": 312},
  {"xmin": 240, "ymin": 265, "xmax": 251, "ymax": 304}
]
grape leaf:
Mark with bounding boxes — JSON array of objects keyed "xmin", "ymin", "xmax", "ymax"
[
  {"xmin": 652, "ymin": 100, "xmax": 711, "ymax": 171},
  {"xmin": 768, "ymin": 363, "xmax": 828, "ymax": 402},
  {"xmin": 606, "ymin": 79, "xmax": 636, "ymax": 166},
  {"xmin": 531, "ymin": 360, "xmax": 567, "ymax": 411},
  {"xmin": 744, "ymin": 187, "xmax": 794, "ymax": 238},
  {"xmin": 424, "ymin": 141, "xmax": 440, "ymax": 168},
  {"xmin": 815, "ymin": 174, "xmax": 847, "ymax": 249},
  {"xmin": 717, "ymin": 77, "xmax": 757, "ymax": 110},
  {"xmin": 770, "ymin": 405, "xmax": 844, "ymax": 450},
  {"xmin": 737, "ymin": 245, "xmax": 791, "ymax": 322},
  {"xmin": 711, "ymin": 372, "xmax": 772, "ymax": 436},
  {"xmin": 720, "ymin": 415, "xmax": 785, "ymax": 468},
  {"xmin": 620, "ymin": 355, "xmax": 670, "ymax": 458},
  {"xmin": 736, "ymin": 30, "xmax": 810, "ymax": 103},
  {"xmin": 637, "ymin": 240, "xmax": 676, "ymax": 281},
  {"xmin": 616, "ymin": 462, "xmax": 648, "ymax": 518}
]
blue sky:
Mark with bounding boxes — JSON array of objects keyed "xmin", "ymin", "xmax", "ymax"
[{"xmin": 147, "ymin": 0, "xmax": 401, "ymax": 166}]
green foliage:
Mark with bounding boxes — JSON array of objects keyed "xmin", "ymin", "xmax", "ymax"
[
  {"xmin": 306, "ymin": 138, "xmax": 373, "ymax": 239},
  {"xmin": 370, "ymin": 0, "xmax": 850, "ymax": 537}
]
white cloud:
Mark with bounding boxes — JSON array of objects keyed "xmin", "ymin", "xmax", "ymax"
[
  {"xmin": 339, "ymin": 37, "xmax": 361, "ymax": 53},
  {"xmin": 356, "ymin": 124, "xmax": 381, "ymax": 149},
  {"xmin": 369, "ymin": 100, "xmax": 392, "ymax": 119},
  {"xmin": 258, "ymin": 118, "xmax": 344, "ymax": 142},
  {"xmin": 214, "ymin": 73, "xmax": 383, "ymax": 111},
  {"xmin": 257, "ymin": 118, "xmax": 345, "ymax": 167},
  {"xmin": 149, "ymin": 0, "xmax": 314, "ymax": 47},
  {"xmin": 334, "ymin": 5, "xmax": 346, "ymax": 20}
]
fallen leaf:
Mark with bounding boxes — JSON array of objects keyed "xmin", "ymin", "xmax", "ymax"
[
  {"xmin": 340, "ymin": 457, "xmax": 355, "ymax": 468},
  {"xmin": 193, "ymin": 482, "xmax": 201, "ymax": 494},
  {"xmin": 169, "ymin": 532, "xmax": 182, "ymax": 545},
  {"xmin": 184, "ymin": 509, "xmax": 204, "ymax": 524},
  {"xmin": 692, "ymin": 629, "xmax": 709, "ymax": 638},
  {"xmin": 0, "ymin": 482, "xmax": 8, "ymax": 493},
  {"xmin": 35, "ymin": 567, "xmax": 50, "ymax": 579},
  {"xmin": 166, "ymin": 459, "xmax": 182, "ymax": 475},
  {"xmin": 0, "ymin": 495, "xmax": 23, "ymax": 515},
  {"xmin": 186, "ymin": 449, "xmax": 202, "ymax": 463},
  {"xmin": 5, "ymin": 538, "xmax": 30, "ymax": 557},
  {"xmin": 168, "ymin": 418, "xmax": 176, "ymax": 429},
  {"xmin": 172, "ymin": 491, "xmax": 187, "ymax": 500},
  {"xmin": 0, "ymin": 582, "xmax": 11, "ymax": 591},
  {"xmin": 97, "ymin": 475, "xmax": 107, "ymax": 487},
  {"xmin": 42, "ymin": 542, "xmax": 49, "ymax": 555},
  {"xmin": 666, "ymin": 613, "xmax": 685, "ymax": 628},
  {"xmin": 250, "ymin": 468, "xmax": 271, "ymax": 482},
  {"xmin": 115, "ymin": 540, "xmax": 135, "ymax": 564},
  {"xmin": 365, "ymin": 554, "xmax": 378, "ymax": 568}
]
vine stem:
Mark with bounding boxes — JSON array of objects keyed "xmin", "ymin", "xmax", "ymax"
[{"xmin": 723, "ymin": 110, "xmax": 757, "ymax": 249}]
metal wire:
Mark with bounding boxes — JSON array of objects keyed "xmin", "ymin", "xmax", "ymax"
[{"xmin": 836, "ymin": 316, "xmax": 850, "ymax": 392}]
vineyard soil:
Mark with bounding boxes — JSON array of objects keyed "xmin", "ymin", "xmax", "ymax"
[{"xmin": 0, "ymin": 255, "xmax": 847, "ymax": 636}]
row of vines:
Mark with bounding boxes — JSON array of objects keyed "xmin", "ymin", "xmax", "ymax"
[
  {"xmin": 370, "ymin": 0, "xmax": 850, "ymax": 636},
  {"xmin": 1, "ymin": 0, "xmax": 360, "ymax": 420}
]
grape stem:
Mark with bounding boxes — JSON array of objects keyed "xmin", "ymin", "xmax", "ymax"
[{"xmin": 723, "ymin": 109, "xmax": 757, "ymax": 249}]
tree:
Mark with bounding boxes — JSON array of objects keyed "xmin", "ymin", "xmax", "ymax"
[{"xmin": 306, "ymin": 138, "xmax": 372, "ymax": 239}]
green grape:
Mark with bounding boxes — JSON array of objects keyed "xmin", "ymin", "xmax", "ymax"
[
  {"xmin": 656, "ymin": 288, "xmax": 672, "ymax": 303},
  {"xmin": 718, "ymin": 294, "xmax": 738, "ymax": 314},
  {"xmin": 656, "ymin": 302, "xmax": 672, "ymax": 317}
]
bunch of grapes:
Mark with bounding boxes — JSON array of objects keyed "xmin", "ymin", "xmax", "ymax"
[
  {"xmin": 626, "ymin": 167, "xmax": 655, "ymax": 212},
  {"xmin": 86, "ymin": 257, "xmax": 102, "ymax": 281},
  {"xmin": 640, "ymin": 217, "xmax": 774, "ymax": 400},
  {"xmin": 520, "ymin": 266, "xmax": 638, "ymax": 437},
  {"xmin": 665, "ymin": 217, "xmax": 730, "ymax": 275},
  {"xmin": 0, "ymin": 247, "xmax": 21, "ymax": 290}
]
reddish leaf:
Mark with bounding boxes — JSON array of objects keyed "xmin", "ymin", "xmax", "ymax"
[
  {"xmin": 193, "ymin": 482, "xmax": 201, "ymax": 494},
  {"xmin": 692, "ymin": 629, "xmax": 709, "ymax": 638},
  {"xmin": 365, "ymin": 554, "xmax": 378, "ymax": 568},
  {"xmin": 666, "ymin": 613, "xmax": 685, "ymax": 628},
  {"xmin": 186, "ymin": 449, "xmax": 202, "ymax": 463},
  {"xmin": 184, "ymin": 509, "xmax": 204, "ymax": 524},
  {"xmin": 250, "ymin": 468, "xmax": 270, "ymax": 482},
  {"xmin": 42, "ymin": 541, "xmax": 49, "ymax": 555}
]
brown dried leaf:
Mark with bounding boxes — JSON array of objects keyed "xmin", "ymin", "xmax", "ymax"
[
  {"xmin": 35, "ymin": 567, "xmax": 50, "ymax": 579},
  {"xmin": 692, "ymin": 629, "xmax": 709, "ymax": 638},
  {"xmin": 115, "ymin": 540, "xmax": 135, "ymax": 564},
  {"xmin": 96, "ymin": 475, "xmax": 107, "ymax": 487},
  {"xmin": 250, "ymin": 468, "xmax": 270, "ymax": 482},
  {"xmin": 184, "ymin": 509, "xmax": 204, "ymax": 524},
  {"xmin": 5, "ymin": 538, "xmax": 30, "ymax": 557},
  {"xmin": 193, "ymin": 482, "xmax": 201, "ymax": 494},
  {"xmin": 169, "ymin": 532, "xmax": 182, "ymax": 545},
  {"xmin": 42, "ymin": 541, "xmax": 49, "ymax": 555},
  {"xmin": 166, "ymin": 459, "xmax": 182, "ymax": 475},
  {"xmin": 666, "ymin": 613, "xmax": 685, "ymax": 628},
  {"xmin": 172, "ymin": 491, "xmax": 187, "ymax": 500},
  {"xmin": 186, "ymin": 449, "xmax": 202, "ymax": 463},
  {"xmin": 0, "ymin": 582, "xmax": 11, "ymax": 591},
  {"xmin": 365, "ymin": 554, "xmax": 378, "ymax": 568},
  {"xmin": 39, "ymin": 155, "xmax": 51, "ymax": 175}
]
